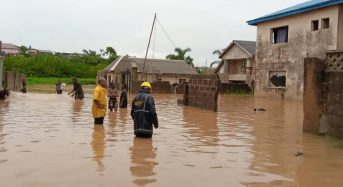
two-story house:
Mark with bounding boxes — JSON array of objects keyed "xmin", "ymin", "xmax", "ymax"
[{"xmin": 248, "ymin": 0, "xmax": 343, "ymax": 100}]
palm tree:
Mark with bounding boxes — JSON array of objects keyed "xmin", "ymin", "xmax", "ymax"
[
  {"xmin": 210, "ymin": 49, "xmax": 224, "ymax": 68},
  {"xmin": 212, "ymin": 49, "xmax": 223, "ymax": 57},
  {"xmin": 166, "ymin": 47, "xmax": 194, "ymax": 67}
]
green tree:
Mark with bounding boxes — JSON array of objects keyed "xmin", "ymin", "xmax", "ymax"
[
  {"xmin": 166, "ymin": 47, "xmax": 194, "ymax": 67},
  {"xmin": 104, "ymin": 47, "xmax": 118, "ymax": 62},
  {"xmin": 212, "ymin": 49, "xmax": 223, "ymax": 57},
  {"xmin": 19, "ymin": 45, "xmax": 29, "ymax": 56},
  {"xmin": 210, "ymin": 49, "xmax": 224, "ymax": 68}
]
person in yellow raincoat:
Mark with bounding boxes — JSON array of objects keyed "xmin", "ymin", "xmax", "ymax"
[{"xmin": 92, "ymin": 78, "xmax": 107, "ymax": 125}]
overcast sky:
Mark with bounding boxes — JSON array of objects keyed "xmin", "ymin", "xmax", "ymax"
[{"xmin": 0, "ymin": 0, "xmax": 305, "ymax": 66}]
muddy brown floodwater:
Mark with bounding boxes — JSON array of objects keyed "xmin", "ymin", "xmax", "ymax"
[{"xmin": 1, "ymin": 92, "xmax": 343, "ymax": 187}]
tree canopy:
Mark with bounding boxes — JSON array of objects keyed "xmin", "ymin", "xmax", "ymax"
[
  {"xmin": 4, "ymin": 46, "xmax": 118, "ymax": 78},
  {"xmin": 166, "ymin": 47, "xmax": 194, "ymax": 67}
]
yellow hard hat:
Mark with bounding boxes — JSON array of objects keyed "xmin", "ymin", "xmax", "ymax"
[{"xmin": 141, "ymin": 81, "xmax": 152, "ymax": 89}]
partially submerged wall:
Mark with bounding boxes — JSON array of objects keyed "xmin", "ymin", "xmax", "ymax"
[
  {"xmin": 2, "ymin": 71, "xmax": 26, "ymax": 91},
  {"xmin": 180, "ymin": 74, "xmax": 220, "ymax": 112},
  {"xmin": 220, "ymin": 83, "xmax": 251, "ymax": 94},
  {"xmin": 304, "ymin": 51, "xmax": 343, "ymax": 138},
  {"xmin": 303, "ymin": 58, "xmax": 325, "ymax": 134},
  {"xmin": 130, "ymin": 80, "xmax": 184, "ymax": 94}
]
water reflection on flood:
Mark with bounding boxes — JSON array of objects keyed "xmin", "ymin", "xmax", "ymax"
[{"xmin": 0, "ymin": 92, "xmax": 343, "ymax": 187}]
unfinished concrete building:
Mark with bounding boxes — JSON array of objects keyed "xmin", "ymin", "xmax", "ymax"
[{"xmin": 248, "ymin": 0, "xmax": 343, "ymax": 100}]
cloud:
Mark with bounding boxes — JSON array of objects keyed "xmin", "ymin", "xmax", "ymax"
[{"xmin": 0, "ymin": 0, "xmax": 305, "ymax": 66}]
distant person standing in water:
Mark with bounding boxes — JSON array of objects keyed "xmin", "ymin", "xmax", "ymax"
[
  {"xmin": 92, "ymin": 78, "xmax": 107, "ymax": 125},
  {"xmin": 119, "ymin": 84, "xmax": 128, "ymax": 108},
  {"xmin": 21, "ymin": 78, "xmax": 27, "ymax": 93},
  {"xmin": 131, "ymin": 82, "xmax": 158, "ymax": 138},
  {"xmin": 68, "ymin": 77, "xmax": 84, "ymax": 100},
  {"xmin": 56, "ymin": 80, "xmax": 63, "ymax": 94},
  {"xmin": 107, "ymin": 82, "xmax": 118, "ymax": 112}
]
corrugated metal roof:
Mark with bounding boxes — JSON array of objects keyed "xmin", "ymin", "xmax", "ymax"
[
  {"xmin": 247, "ymin": 0, "xmax": 343, "ymax": 25},
  {"xmin": 105, "ymin": 56, "xmax": 197, "ymax": 75}
]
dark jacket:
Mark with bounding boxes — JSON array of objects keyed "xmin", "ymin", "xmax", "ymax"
[
  {"xmin": 131, "ymin": 89, "xmax": 158, "ymax": 137},
  {"xmin": 71, "ymin": 82, "xmax": 84, "ymax": 100},
  {"xmin": 119, "ymin": 90, "xmax": 128, "ymax": 108}
]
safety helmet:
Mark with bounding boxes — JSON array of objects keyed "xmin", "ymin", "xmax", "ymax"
[{"xmin": 141, "ymin": 81, "xmax": 152, "ymax": 89}]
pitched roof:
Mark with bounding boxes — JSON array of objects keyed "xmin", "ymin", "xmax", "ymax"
[
  {"xmin": 104, "ymin": 56, "xmax": 197, "ymax": 75},
  {"xmin": 247, "ymin": 0, "xmax": 343, "ymax": 25},
  {"xmin": 220, "ymin": 40, "xmax": 256, "ymax": 58},
  {"xmin": 1, "ymin": 43, "xmax": 19, "ymax": 50}
]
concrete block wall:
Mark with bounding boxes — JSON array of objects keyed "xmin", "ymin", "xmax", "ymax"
[
  {"xmin": 303, "ymin": 58, "xmax": 325, "ymax": 134},
  {"xmin": 325, "ymin": 71, "xmax": 343, "ymax": 138},
  {"xmin": 304, "ymin": 52, "xmax": 343, "ymax": 138},
  {"xmin": 2, "ymin": 71, "xmax": 26, "ymax": 91},
  {"xmin": 220, "ymin": 83, "xmax": 251, "ymax": 94},
  {"xmin": 185, "ymin": 75, "xmax": 220, "ymax": 112},
  {"xmin": 131, "ymin": 80, "xmax": 174, "ymax": 94}
]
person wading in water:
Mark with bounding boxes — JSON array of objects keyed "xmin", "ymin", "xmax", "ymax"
[
  {"xmin": 56, "ymin": 80, "xmax": 63, "ymax": 94},
  {"xmin": 107, "ymin": 82, "xmax": 118, "ymax": 112},
  {"xmin": 92, "ymin": 78, "xmax": 107, "ymax": 125},
  {"xmin": 21, "ymin": 78, "xmax": 27, "ymax": 93},
  {"xmin": 131, "ymin": 82, "xmax": 158, "ymax": 138},
  {"xmin": 68, "ymin": 77, "xmax": 84, "ymax": 100},
  {"xmin": 119, "ymin": 84, "xmax": 128, "ymax": 109}
]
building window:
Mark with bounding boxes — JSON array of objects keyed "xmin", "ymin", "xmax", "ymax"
[
  {"xmin": 269, "ymin": 71, "xmax": 286, "ymax": 88},
  {"xmin": 272, "ymin": 26, "xmax": 288, "ymax": 44},
  {"xmin": 322, "ymin": 18, "xmax": 330, "ymax": 29},
  {"xmin": 312, "ymin": 20, "xmax": 319, "ymax": 31}
]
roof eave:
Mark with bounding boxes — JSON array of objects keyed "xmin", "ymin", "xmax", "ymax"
[{"xmin": 247, "ymin": 0, "xmax": 343, "ymax": 26}]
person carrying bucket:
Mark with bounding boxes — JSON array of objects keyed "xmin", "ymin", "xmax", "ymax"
[{"xmin": 130, "ymin": 82, "xmax": 158, "ymax": 138}]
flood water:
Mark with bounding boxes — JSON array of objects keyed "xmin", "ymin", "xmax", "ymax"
[{"xmin": 1, "ymin": 92, "xmax": 343, "ymax": 187}]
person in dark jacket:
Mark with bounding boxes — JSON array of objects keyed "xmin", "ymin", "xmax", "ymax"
[
  {"xmin": 68, "ymin": 77, "xmax": 84, "ymax": 100},
  {"xmin": 131, "ymin": 82, "xmax": 158, "ymax": 138},
  {"xmin": 119, "ymin": 84, "xmax": 128, "ymax": 108}
]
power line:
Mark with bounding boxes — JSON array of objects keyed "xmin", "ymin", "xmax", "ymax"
[
  {"xmin": 156, "ymin": 17, "xmax": 177, "ymax": 49},
  {"xmin": 152, "ymin": 19, "xmax": 157, "ymax": 59}
]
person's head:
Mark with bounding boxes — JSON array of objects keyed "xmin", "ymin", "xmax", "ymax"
[
  {"xmin": 72, "ymin": 77, "xmax": 77, "ymax": 83},
  {"xmin": 98, "ymin": 78, "xmax": 107, "ymax": 88},
  {"xmin": 140, "ymin": 82, "xmax": 152, "ymax": 92},
  {"xmin": 122, "ymin": 84, "xmax": 127, "ymax": 91}
]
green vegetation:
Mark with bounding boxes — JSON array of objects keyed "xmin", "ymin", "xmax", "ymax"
[
  {"xmin": 27, "ymin": 77, "xmax": 96, "ymax": 85},
  {"xmin": 329, "ymin": 137, "xmax": 343, "ymax": 149},
  {"xmin": 3, "ymin": 47, "xmax": 118, "ymax": 84},
  {"xmin": 166, "ymin": 47, "xmax": 194, "ymax": 67}
]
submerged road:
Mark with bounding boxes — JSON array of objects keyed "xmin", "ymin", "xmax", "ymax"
[{"xmin": 0, "ymin": 92, "xmax": 343, "ymax": 187}]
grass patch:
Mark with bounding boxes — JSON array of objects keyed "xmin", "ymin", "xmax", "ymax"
[
  {"xmin": 27, "ymin": 77, "xmax": 96, "ymax": 85},
  {"xmin": 329, "ymin": 137, "xmax": 343, "ymax": 149}
]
